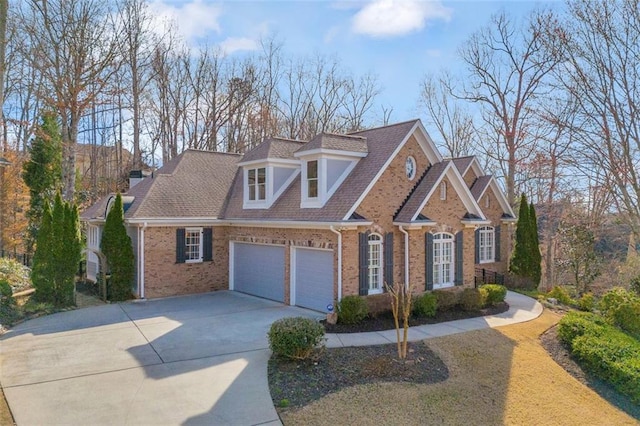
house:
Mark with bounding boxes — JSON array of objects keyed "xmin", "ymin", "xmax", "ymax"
[{"xmin": 81, "ymin": 119, "xmax": 516, "ymax": 312}]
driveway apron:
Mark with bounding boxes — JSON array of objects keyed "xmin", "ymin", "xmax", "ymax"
[{"xmin": 0, "ymin": 291, "xmax": 320, "ymax": 426}]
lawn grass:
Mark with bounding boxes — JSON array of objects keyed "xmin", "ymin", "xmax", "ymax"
[{"xmin": 280, "ymin": 310, "xmax": 638, "ymax": 425}]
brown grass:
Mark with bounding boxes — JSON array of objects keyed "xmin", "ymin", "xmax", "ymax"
[{"xmin": 280, "ymin": 310, "xmax": 638, "ymax": 425}]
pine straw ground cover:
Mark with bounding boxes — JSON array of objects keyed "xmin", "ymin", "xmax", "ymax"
[{"xmin": 271, "ymin": 310, "xmax": 638, "ymax": 426}]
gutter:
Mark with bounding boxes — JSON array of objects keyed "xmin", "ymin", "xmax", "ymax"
[
  {"xmin": 399, "ymin": 226, "xmax": 410, "ymax": 288},
  {"xmin": 329, "ymin": 226, "xmax": 343, "ymax": 302}
]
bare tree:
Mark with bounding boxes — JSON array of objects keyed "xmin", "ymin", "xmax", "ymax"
[
  {"xmin": 549, "ymin": 0, "xmax": 640, "ymax": 241},
  {"xmin": 0, "ymin": 0, "xmax": 7, "ymax": 151},
  {"xmin": 18, "ymin": 0, "xmax": 122, "ymax": 201},
  {"xmin": 419, "ymin": 72, "xmax": 477, "ymax": 158},
  {"xmin": 455, "ymin": 10, "xmax": 562, "ymax": 205}
]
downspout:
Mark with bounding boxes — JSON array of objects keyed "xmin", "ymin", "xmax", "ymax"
[
  {"xmin": 329, "ymin": 226, "xmax": 343, "ymax": 302},
  {"xmin": 139, "ymin": 222, "xmax": 147, "ymax": 299},
  {"xmin": 399, "ymin": 226, "xmax": 409, "ymax": 288}
]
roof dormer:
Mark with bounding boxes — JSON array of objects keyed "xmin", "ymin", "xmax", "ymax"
[
  {"xmin": 294, "ymin": 133, "xmax": 368, "ymax": 208},
  {"xmin": 238, "ymin": 138, "xmax": 303, "ymax": 209}
]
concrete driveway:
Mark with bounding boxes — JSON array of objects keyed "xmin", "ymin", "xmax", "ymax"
[{"xmin": 0, "ymin": 291, "xmax": 320, "ymax": 425}]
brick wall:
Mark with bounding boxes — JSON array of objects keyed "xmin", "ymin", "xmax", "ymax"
[{"xmin": 143, "ymin": 226, "xmax": 227, "ymax": 299}]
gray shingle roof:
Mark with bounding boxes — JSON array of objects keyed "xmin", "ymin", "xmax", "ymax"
[
  {"xmin": 81, "ymin": 150, "xmax": 241, "ymax": 220},
  {"xmin": 452, "ymin": 156, "xmax": 474, "ymax": 175},
  {"xmin": 222, "ymin": 120, "xmax": 419, "ymax": 222},
  {"xmin": 241, "ymin": 138, "xmax": 305, "ymax": 163},
  {"xmin": 470, "ymin": 175, "xmax": 492, "ymax": 201},
  {"xmin": 295, "ymin": 133, "xmax": 368, "ymax": 154},
  {"xmin": 394, "ymin": 161, "xmax": 449, "ymax": 222}
]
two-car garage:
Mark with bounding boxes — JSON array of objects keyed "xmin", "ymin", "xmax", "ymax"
[{"xmin": 230, "ymin": 242, "xmax": 334, "ymax": 313}]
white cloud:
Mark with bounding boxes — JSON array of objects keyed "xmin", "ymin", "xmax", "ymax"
[
  {"xmin": 218, "ymin": 37, "xmax": 259, "ymax": 54},
  {"xmin": 352, "ymin": 0, "xmax": 452, "ymax": 38},
  {"xmin": 148, "ymin": 0, "xmax": 222, "ymax": 43}
]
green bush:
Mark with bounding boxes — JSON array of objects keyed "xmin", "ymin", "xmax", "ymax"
[
  {"xmin": 268, "ymin": 317, "xmax": 325, "ymax": 360},
  {"xmin": 547, "ymin": 286, "xmax": 573, "ymax": 305},
  {"xmin": 337, "ymin": 295, "xmax": 369, "ymax": 324},
  {"xmin": 599, "ymin": 287, "xmax": 640, "ymax": 339},
  {"xmin": 413, "ymin": 292, "xmax": 437, "ymax": 317},
  {"xmin": 480, "ymin": 284, "xmax": 507, "ymax": 306},
  {"xmin": 0, "ymin": 279, "xmax": 19, "ymax": 326},
  {"xmin": 0, "ymin": 257, "xmax": 31, "ymax": 293},
  {"xmin": 433, "ymin": 290, "xmax": 459, "ymax": 311},
  {"xmin": 571, "ymin": 330, "xmax": 640, "ymax": 404},
  {"xmin": 557, "ymin": 311, "xmax": 607, "ymax": 345},
  {"xmin": 460, "ymin": 288, "xmax": 484, "ymax": 311},
  {"xmin": 576, "ymin": 292, "xmax": 595, "ymax": 312}
]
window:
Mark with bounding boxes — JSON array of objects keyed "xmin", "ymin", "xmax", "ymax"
[
  {"xmin": 433, "ymin": 233, "xmax": 454, "ymax": 288},
  {"xmin": 478, "ymin": 226, "xmax": 495, "ymax": 263},
  {"xmin": 484, "ymin": 195, "xmax": 490, "ymax": 208},
  {"xmin": 185, "ymin": 228, "xmax": 203, "ymax": 262},
  {"xmin": 368, "ymin": 233, "xmax": 383, "ymax": 294},
  {"xmin": 248, "ymin": 167, "xmax": 266, "ymax": 201},
  {"xmin": 307, "ymin": 160, "xmax": 318, "ymax": 198},
  {"xmin": 440, "ymin": 181, "xmax": 447, "ymax": 200}
]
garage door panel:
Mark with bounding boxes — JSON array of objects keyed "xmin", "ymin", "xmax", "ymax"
[
  {"xmin": 233, "ymin": 243, "xmax": 285, "ymax": 302},
  {"xmin": 294, "ymin": 248, "xmax": 334, "ymax": 312}
]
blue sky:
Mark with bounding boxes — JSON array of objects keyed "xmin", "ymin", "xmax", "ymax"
[{"xmin": 148, "ymin": 0, "xmax": 561, "ymax": 123}]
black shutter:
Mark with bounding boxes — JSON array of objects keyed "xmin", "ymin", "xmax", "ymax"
[
  {"xmin": 176, "ymin": 228, "xmax": 186, "ymax": 263},
  {"xmin": 203, "ymin": 228, "xmax": 213, "ymax": 261},
  {"xmin": 474, "ymin": 228, "xmax": 480, "ymax": 264},
  {"xmin": 494, "ymin": 226, "xmax": 501, "ymax": 261},
  {"xmin": 455, "ymin": 231, "xmax": 464, "ymax": 286},
  {"xmin": 425, "ymin": 233, "xmax": 434, "ymax": 291},
  {"xmin": 358, "ymin": 231, "xmax": 370, "ymax": 296},
  {"xmin": 384, "ymin": 232, "xmax": 394, "ymax": 288}
]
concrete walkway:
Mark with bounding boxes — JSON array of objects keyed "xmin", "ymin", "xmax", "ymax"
[{"xmin": 325, "ymin": 291, "xmax": 543, "ymax": 348}]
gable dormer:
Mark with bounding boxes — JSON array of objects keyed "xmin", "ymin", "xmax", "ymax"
[
  {"xmin": 238, "ymin": 138, "xmax": 303, "ymax": 209},
  {"xmin": 294, "ymin": 133, "xmax": 368, "ymax": 208}
]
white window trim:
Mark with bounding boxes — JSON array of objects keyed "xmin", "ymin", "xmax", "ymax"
[
  {"xmin": 478, "ymin": 226, "xmax": 495, "ymax": 264},
  {"xmin": 300, "ymin": 155, "xmax": 359, "ymax": 209},
  {"xmin": 368, "ymin": 233, "xmax": 384, "ymax": 295},
  {"xmin": 244, "ymin": 167, "xmax": 268, "ymax": 208},
  {"xmin": 433, "ymin": 232, "xmax": 454, "ymax": 289},
  {"xmin": 185, "ymin": 227, "xmax": 203, "ymax": 263},
  {"xmin": 440, "ymin": 181, "xmax": 447, "ymax": 200}
]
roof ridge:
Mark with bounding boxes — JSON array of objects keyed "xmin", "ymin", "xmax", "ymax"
[
  {"xmin": 348, "ymin": 118, "xmax": 419, "ymax": 135},
  {"xmin": 183, "ymin": 149, "xmax": 242, "ymax": 157},
  {"xmin": 317, "ymin": 132, "xmax": 367, "ymax": 140}
]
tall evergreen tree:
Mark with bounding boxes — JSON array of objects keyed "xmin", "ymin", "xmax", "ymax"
[
  {"xmin": 31, "ymin": 202, "xmax": 54, "ymax": 302},
  {"xmin": 30, "ymin": 192, "xmax": 80, "ymax": 307},
  {"xmin": 23, "ymin": 111, "xmax": 62, "ymax": 253},
  {"xmin": 529, "ymin": 202, "xmax": 542, "ymax": 287},
  {"xmin": 101, "ymin": 193, "xmax": 134, "ymax": 301},
  {"xmin": 510, "ymin": 194, "xmax": 531, "ymax": 279}
]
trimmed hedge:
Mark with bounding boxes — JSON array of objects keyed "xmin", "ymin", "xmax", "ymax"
[
  {"xmin": 337, "ymin": 295, "xmax": 369, "ymax": 325},
  {"xmin": 480, "ymin": 284, "xmax": 507, "ymax": 306},
  {"xmin": 433, "ymin": 290, "xmax": 459, "ymax": 311},
  {"xmin": 558, "ymin": 310, "xmax": 640, "ymax": 403},
  {"xmin": 268, "ymin": 317, "xmax": 325, "ymax": 360},
  {"xmin": 413, "ymin": 292, "xmax": 437, "ymax": 318},
  {"xmin": 460, "ymin": 288, "xmax": 484, "ymax": 311}
]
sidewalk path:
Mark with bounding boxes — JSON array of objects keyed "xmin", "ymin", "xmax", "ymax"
[{"xmin": 325, "ymin": 291, "xmax": 543, "ymax": 348}]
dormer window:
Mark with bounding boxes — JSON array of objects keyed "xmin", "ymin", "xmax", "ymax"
[
  {"xmin": 307, "ymin": 160, "xmax": 318, "ymax": 198},
  {"xmin": 248, "ymin": 167, "xmax": 266, "ymax": 201}
]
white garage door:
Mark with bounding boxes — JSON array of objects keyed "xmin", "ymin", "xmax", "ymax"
[
  {"xmin": 232, "ymin": 243, "xmax": 285, "ymax": 302},
  {"xmin": 293, "ymin": 248, "xmax": 334, "ymax": 312}
]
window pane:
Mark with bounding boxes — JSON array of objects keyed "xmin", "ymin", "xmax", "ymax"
[
  {"xmin": 257, "ymin": 167, "xmax": 266, "ymax": 184},
  {"xmin": 308, "ymin": 179, "xmax": 318, "ymax": 198},
  {"xmin": 258, "ymin": 183, "xmax": 266, "ymax": 200},
  {"xmin": 248, "ymin": 169, "xmax": 255, "ymax": 184},
  {"xmin": 185, "ymin": 230, "xmax": 201, "ymax": 261},
  {"xmin": 307, "ymin": 160, "xmax": 317, "ymax": 178}
]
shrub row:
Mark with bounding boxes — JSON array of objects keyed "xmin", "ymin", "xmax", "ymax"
[
  {"xmin": 558, "ymin": 311, "xmax": 640, "ymax": 403},
  {"xmin": 598, "ymin": 287, "xmax": 640, "ymax": 340}
]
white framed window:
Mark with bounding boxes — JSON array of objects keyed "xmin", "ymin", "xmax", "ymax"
[
  {"xmin": 185, "ymin": 228, "xmax": 203, "ymax": 263},
  {"xmin": 484, "ymin": 195, "xmax": 490, "ymax": 208},
  {"xmin": 307, "ymin": 160, "xmax": 318, "ymax": 199},
  {"xmin": 433, "ymin": 233, "xmax": 454, "ymax": 288},
  {"xmin": 368, "ymin": 233, "xmax": 383, "ymax": 294},
  {"xmin": 440, "ymin": 181, "xmax": 447, "ymax": 200},
  {"xmin": 247, "ymin": 167, "xmax": 266, "ymax": 201},
  {"xmin": 478, "ymin": 226, "xmax": 495, "ymax": 263}
]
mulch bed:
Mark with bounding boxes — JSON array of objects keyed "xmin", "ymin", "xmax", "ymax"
[
  {"xmin": 540, "ymin": 324, "xmax": 640, "ymax": 420},
  {"xmin": 323, "ymin": 302, "xmax": 509, "ymax": 333},
  {"xmin": 268, "ymin": 341, "xmax": 448, "ymax": 410}
]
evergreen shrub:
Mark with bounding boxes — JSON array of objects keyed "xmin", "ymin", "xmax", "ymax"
[{"xmin": 268, "ymin": 317, "xmax": 325, "ymax": 360}]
